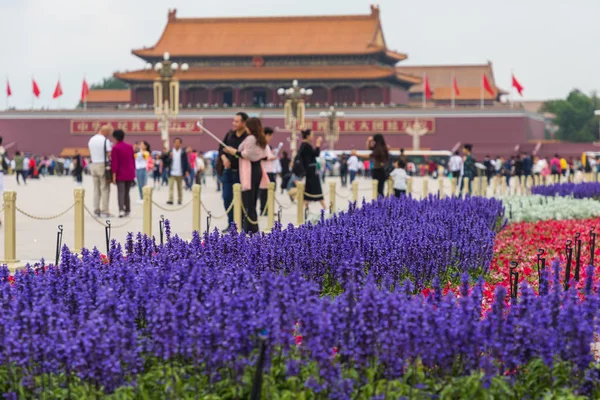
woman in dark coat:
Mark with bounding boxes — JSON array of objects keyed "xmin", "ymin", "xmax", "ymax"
[
  {"xmin": 279, "ymin": 151, "xmax": 291, "ymax": 194},
  {"xmin": 299, "ymin": 129, "xmax": 326, "ymax": 209},
  {"xmin": 367, "ymin": 133, "xmax": 390, "ymax": 197}
]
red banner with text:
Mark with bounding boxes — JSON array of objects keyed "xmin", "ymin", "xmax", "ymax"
[
  {"xmin": 70, "ymin": 119, "xmax": 203, "ymax": 134},
  {"xmin": 306, "ymin": 118, "xmax": 435, "ymax": 134}
]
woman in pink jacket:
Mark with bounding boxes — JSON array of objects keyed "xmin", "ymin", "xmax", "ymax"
[{"xmin": 223, "ymin": 117, "xmax": 269, "ymax": 233}]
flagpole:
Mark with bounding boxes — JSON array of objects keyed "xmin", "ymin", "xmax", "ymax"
[
  {"xmin": 84, "ymin": 75, "xmax": 87, "ymax": 111},
  {"xmin": 451, "ymin": 71, "xmax": 455, "ymax": 109},
  {"xmin": 510, "ymin": 69, "xmax": 514, "ymax": 109},
  {"xmin": 480, "ymin": 75, "xmax": 484, "ymax": 109},
  {"xmin": 5, "ymin": 76, "xmax": 7, "ymax": 111},
  {"xmin": 31, "ymin": 76, "xmax": 34, "ymax": 110},
  {"xmin": 422, "ymin": 73, "xmax": 426, "ymax": 109}
]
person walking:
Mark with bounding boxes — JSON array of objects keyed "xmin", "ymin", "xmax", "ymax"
[
  {"xmin": 448, "ymin": 150, "xmax": 463, "ymax": 182},
  {"xmin": 134, "ymin": 141, "xmax": 151, "ymax": 204},
  {"xmin": 299, "ymin": 129, "xmax": 326, "ymax": 209},
  {"xmin": 347, "ymin": 149, "xmax": 360, "ymax": 184},
  {"xmin": 460, "ymin": 144, "xmax": 475, "ymax": 194},
  {"xmin": 14, "ymin": 151, "xmax": 26, "ymax": 185},
  {"xmin": 223, "ymin": 117, "xmax": 269, "ymax": 234},
  {"xmin": 259, "ymin": 127, "xmax": 281, "ymax": 215},
  {"xmin": 194, "ymin": 151, "xmax": 206, "ymax": 185},
  {"xmin": 72, "ymin": 150, "xmax": 84, "ymax": 185},
  {"xmin": 160, "ymin": 147, "xmax": 170, "ymax": 186},
  {"xmin": 167, "ymin": 137, "xmax": 190, "ymax": 205},
  {"xmin": 279, "ymin": 151, "xmax": 291, "ymax": 194},
  {"xmin": 152, "ymin": 153, "xmax": 162, "ymax": 188},
  {"xmin": 185, "ymin": 146, "xmax": 196, "ymax": 190},
  {"xmin": 88, "ymin": 125, "xmax": 113, "ymax": 217},
  {"xmin": 110, "ymin": 130, "xmax": 135, "ymax": 218},
  {"xmin": 219, "ymin": 112, "xmax": 249, "ymax": 231},
  {"xmin": 390, "ymin": 159, "xmax": 408, "ymax": 197},
  {"xmin": 339, "ymin": 154, "xmax": 348, "ymax": 187},
  {"xmin": 367, "ymin": 134, "xmax": 390, "ymax": 197}
]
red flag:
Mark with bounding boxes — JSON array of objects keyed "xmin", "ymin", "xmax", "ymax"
[
  {"xmin": 81, "ymin": 79, "xmax": 89, "ymax": 101},
  {"xmin": 453, "ymin": 76, "xmax": 460, "ymax": 96},
  {"xmin": 32, "ymin": 79, "xmax": 41, "ymax": 98},
  {"xmin": 482, "ymin": 74, "xmax": 495, "ymax": 96},
  {"xmin": 6, "ymin": 80, "xmax": 11, "ymax": 97},
  {"xmin": 424, "ymin": 74, "xmax": 432, "ymax": 99},
  {"xmin": 512, "ymin": 74, "xmax": 524, "ymax": 96},
  {"xmin": 52, "ymin": 80, "xmax": 63, "ymax": 99}
]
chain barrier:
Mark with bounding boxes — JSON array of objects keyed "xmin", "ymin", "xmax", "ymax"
[
  {"xmin": 275, "ymin": 197, "xmax": 294, "ymax": 210},
  {"xmin": 152, "ymin": 198, "xmax": 193, "ymax": 212},
  {"xmin": 16, "ymin": 203, "xmax": 74, "ymax": 220},
  {"xmin": 84, "ymin": 205, "xmax": 138, "ymax": 229},
  {"xmin": 336, "ymin": 190, "xmax": 352, "ymax": 200},
  {"xmin": 202, "ymin": 201, "xmax": 234, "ymax": 220},
  {"xmin": 241, "ymin": 206, "xmax": 259, "ymax": 226}
]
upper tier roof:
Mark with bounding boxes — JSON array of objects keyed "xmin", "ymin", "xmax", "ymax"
[
  {"xmin": 85, "ymin": 89, "xmax": 131, "ymax": 103},
  {"xmin": 132, "ymin": 6, "xmax": 406, "ymax": 60}
]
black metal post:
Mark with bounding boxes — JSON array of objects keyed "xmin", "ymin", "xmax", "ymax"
[
  {"xmin": 509, "ymin": 261, "xmax": 518, "ymax": 301},
  {"xmin": 565, "ymin": 240, "xmax": 573, "ymax": 291},
  {"xmin": 574, "ymin": 233, "xmax": 582, "ymax": 282},
  {"xmin": 590, "ymin": 228, "xmax": 596, "ymax": 266},
  {"xmin": 205, "ymin": 212, "xmax": 212, "ymax": 235},
  {"xmin": 250, "ymin": 335, "xmax": 267, "ymax": 400},
  {"xmin": 159, "ymin": 215, "xmax": 165, "ymax": 245},
  {"xmin": 55, "ymin": 224, "xmax": 63, "ymax": 266},
  {"xmin": 105, "ymin": 220, "xmax": 111, "ymax": 257},
  {"xmin": 536, "ymin": 249, "xmax": 545, "ymax": 287}
]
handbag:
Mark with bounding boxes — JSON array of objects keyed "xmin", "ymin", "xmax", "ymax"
[{"xmin": 104, "ymin": 138, "xmax": 113, "ymax": 181}]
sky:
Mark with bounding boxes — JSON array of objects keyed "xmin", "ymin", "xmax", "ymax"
[{"xmin": 0, "ymin": 0, "xmax": 597, "ymax": 110}]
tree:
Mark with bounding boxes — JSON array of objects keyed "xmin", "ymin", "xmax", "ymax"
[
  {"xmin": 90, "ymin": 76, "xmax": 128, "ymax": 90},
  {"xmin": 541, "ymin": 90, "xmax": 600, "ymax": 142}
]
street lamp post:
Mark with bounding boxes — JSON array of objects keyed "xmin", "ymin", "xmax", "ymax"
[
  {"xmin": 319, "ymin": 106, "xmax": 344, "ymax": 151},
  {"xmin": 277, "ymin": 80, "xmax": 313, "ymax": 158},
  {"xmin": 595, "ymin": 110, "xmax": 600, "ymax": 140},
  {"xmin": 145, "ymin": 52, "xmax": 189, "ymax": 150}
]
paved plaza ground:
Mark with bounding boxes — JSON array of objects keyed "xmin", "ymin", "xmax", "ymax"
[{"xmin": 0, "ymin": 173, "xmax": 489, "ymax": 264}]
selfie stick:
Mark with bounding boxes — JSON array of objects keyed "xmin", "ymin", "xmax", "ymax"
[{"xmin": 196, "ymin": 121, "xmax": 239, "ymax": 158}]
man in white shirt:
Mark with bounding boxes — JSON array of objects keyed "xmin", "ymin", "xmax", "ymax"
[
  {"xmin": 87, "ymin": 125, "xmax": 113, "ymax": 217},
  {"xmin": 347, "ymin": 149, "xmax": 361, "ymax": 184},
  {"xmin": 167, "ymin": 137, "xmax": 190, "ymax": 205},
  {"xmin": 448, "ymin": 151, "xmax": 463, "ymax": 179}
]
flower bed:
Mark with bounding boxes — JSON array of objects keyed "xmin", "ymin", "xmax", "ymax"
[
  {"xmin": 503, "ymin": 195, "xmax": 600, "ymax": 222},
  {"xmin": 4, "ymin": 197, "xmax": 600, "ymax": 398},
  {"xmin": 532, "ymin": 182, "xmax": 600, "ymax": 199},
  {"xmin": 1, "ymin": 244, "xmax": 599, "ymax": 398}
]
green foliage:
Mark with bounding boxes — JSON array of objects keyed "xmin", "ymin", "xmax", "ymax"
[
  {"xmin": 0, "ymin": 357, "xmax": 596, "ymax": 399},
  {"xmin": 90, "ymin": 76, "xmax": 128, "ymax": 90},
  {"xmin": 541, "ymin": 90, "xmax": 600, "ymax": 142}
]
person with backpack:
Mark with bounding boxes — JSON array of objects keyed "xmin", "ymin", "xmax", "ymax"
[{"xmin": 550, "ymin": 154, "xmax": 561, "ymax": 181}]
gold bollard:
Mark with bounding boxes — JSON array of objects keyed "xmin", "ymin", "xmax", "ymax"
[
  {"xmin": 472, "ymin": 177, "xmax": 480, "ymax": 197},
  {"xmin": 329, "ymin": 181, "xmax": 336, "ymax": 213},
  {"xmin": 422, "ymin": 178, "xmax": 429, "ymax": 198},
  {"xmin": 372, "ymin": 180, "xmax": 378, "ymax": 200},
  {"xmin": 266, "ymin": 182, "xmax": 275, "ymax": 232},
  {"xmin": 296, "ymin": 182, "xmax": 305, "ymax": 225},
  {"xmin": 2, "ymin": 191, "xmax": 17, "ymax": 263},
  {"xmin": 439, "ymin": 178, "xmax": 445, "ymax": 199},
  {"xmin": 233, "ymin": 183, "xmax": 242, "ymax": 232},
  {"xmin": 74, "ymin": 188, "xmax": 85, "ymax": 252},
  {"xmin": 451, "ymin": 177, "xmax": 457, "ymax": 196},
  {"xmin": 482, "ymin": 177, "xmax": 488, "ymax": 197},
  {"xmin": 387, "ymin": 177, "xmax": 394, "ymax": 198},
  {"xmin": 492, "ymin": 175, "xmax": 498, "ymax": 196},
  {"xmin": 143, "ymin": 186, "xmax": 153, "ymax": 237},
  {"xmin": 352, "ymin": 180, "xmax": 359, "ymax": 202},
  {"xmin": 462, "ymin": 177, "xmax": 470, "ymax": 196},
  {"xmin": 192, "ymin": 184, "xmax": 201, "ymax": 233},
  {"xmin": 501, "ymin": 177, "xmax": 507, "ymax": 196},
  {"xmin": 407, "ymin": 177, "xmax": 413, "ymax": 196}
]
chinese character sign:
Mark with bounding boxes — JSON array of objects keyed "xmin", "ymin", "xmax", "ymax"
[
  {"xmin": 70, "ymin": 120, "xmax": 203, "ymax": 134},
  {"xmin": 306, "ymin": 118, "xmax": 435, "ymax": 134}
]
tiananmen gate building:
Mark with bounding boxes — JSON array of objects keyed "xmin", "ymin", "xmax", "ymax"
[{"xmin": 0, "ymin": 6, "xmax": 593, "ymax": 158}]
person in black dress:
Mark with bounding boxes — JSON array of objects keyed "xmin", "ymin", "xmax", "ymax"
[
  {"xmin": 299, "ymin": 129, "xmax": 326, "ymax": 210},
  {"xmin": 367, "ymin": 134, "xmax": 390, "ymax": 197},
  {"xmin": 279, "ymin": 151, "xmax": 291, "ymax": 194}
]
